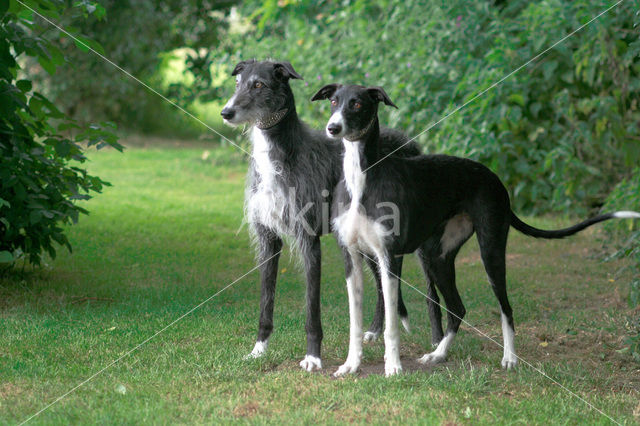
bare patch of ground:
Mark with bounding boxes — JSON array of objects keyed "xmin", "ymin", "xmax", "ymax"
[{"xmin": 233, "ymin": 401, "xmax": 262, "ymax": 418}]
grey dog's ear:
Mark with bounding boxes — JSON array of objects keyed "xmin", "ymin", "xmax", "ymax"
[
  {"xmin": 273, "ymin": 61, "xmax": 303, "ymax": 80},
  {"xmin": 367, "ymin": 86, "xmax": 398, "ymax": 109},
  {"xmin": 231, "ymin": 59, "xmax": 256, "ymax": 76},
  {"xmin": 310, "ymin": 84, "xmax": 342, "ymax": 101}
]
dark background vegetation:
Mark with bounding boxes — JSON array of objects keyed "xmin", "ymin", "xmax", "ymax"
[{"xmin": 1, "ymin": 0, "xmax": 639, "ymax": 357}]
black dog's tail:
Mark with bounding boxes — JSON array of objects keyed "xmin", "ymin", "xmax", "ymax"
[{"xmin": 510, "ymin": 210, "xmax": 640, "ymax": 239}]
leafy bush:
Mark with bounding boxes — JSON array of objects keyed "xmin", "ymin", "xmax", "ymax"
[
  {"xmin": 0, "ymin": 1, "xmax": 122, "ymax": 267},
  {"xmin": 602, "ymin": 169, "xmax": 640, "ymax": 361},
  {"xmin": 216, "ymin": 0, "xmax": 640, "ymax": 214},
  {"xmin": 38, "ymin": 0, "xmax": 237, "ymax": 135}
]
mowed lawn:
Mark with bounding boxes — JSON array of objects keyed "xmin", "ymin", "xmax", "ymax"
[{"xmin": 1, "ymin": 140, "xmax": 639, "ymax": 425}]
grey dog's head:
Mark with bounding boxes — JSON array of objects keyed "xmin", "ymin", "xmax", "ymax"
[{"xmin": 220, "ymin": 60, "xmax": 303, "ymax": 126}]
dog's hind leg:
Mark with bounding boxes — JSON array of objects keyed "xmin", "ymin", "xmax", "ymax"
[
  {"xmin": 246, "ymin": 224, "xmax": 283, "ymax": 359},
  {"xmin": 334, "ymin": 248, "xmax": 365, "ymax": 377},
  {"xmin": 416, "ymin": 248, "xmax": 444, "ymax": 347},
  {"xmin": 397, "ymin": 277, "xmax": 409, "ymax": 333},
  {"xmin": 477, "ymin": 223, "xmax": 517, "ymax": 369},
  {"xmin": 417, "ymin": 254, "xmax": 464, "ymax": 366},
  {"xmin": 299, "ymin": 236, "xmax": 323, "ymax": 371}
]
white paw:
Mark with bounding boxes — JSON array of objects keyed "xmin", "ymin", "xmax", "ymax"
[
  {"xmin": 401, "ymin": 317, "xmax": 411, "ymax": 334},
  {"xmin": 333, "ymin": 361, "xmax": 359, "ymax": 377},
  {"xmin": 243, "ymin": 340, "xmax": 267, "ymax": 360},
  {"xmin": 385, "ymin": 361, "xmax": 403, "ymax": 377},
  {"xmin": 299, "ymin": 355, "xmax": 322, "ymax": 372},
  {"xmin": 501, "ymin": 355, "xmax": 518, "ymax": 370},
  {"xmin": 417, "ymin": 352, "xmax": 446, "ymax": 365},
  {"xmin": 363, "ymin": 331, "xmax": 380, "ymax": 343}
]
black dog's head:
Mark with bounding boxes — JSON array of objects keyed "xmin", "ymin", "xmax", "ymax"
[
  {"xmin": 221, "ymin": 59, "xmax": 303, "ymax": 126},
  {"xmin": 311, "ymin": 84, "xmax": 397, "ymax": 140}
]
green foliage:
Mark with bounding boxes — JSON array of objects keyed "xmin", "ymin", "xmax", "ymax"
[
  {"xmin": 39, "ymin": 0, "xmax": 237, "ymax": 135},
  {"xmin": 602, "ymin": 168, "xmax": 640, "ymax": 361},
  {"xmin": 0, "ymin": 0, "xmax": 122, "ymax": 266},
  {"xmin": 218, "ymin": 0, "xmax": 640, "ymax": 214}
]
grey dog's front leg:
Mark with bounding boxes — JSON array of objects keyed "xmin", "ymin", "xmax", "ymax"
[{"xmin": 247, "ymin": 224, "xmax": 283, "ymax": 359}]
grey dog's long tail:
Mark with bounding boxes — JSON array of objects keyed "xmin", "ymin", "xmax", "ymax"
[{"xmin": 510, "ymin": 210, "xmax": 640, "ymax": 239}]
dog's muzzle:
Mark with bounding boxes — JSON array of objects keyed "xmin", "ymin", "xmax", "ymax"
[
  {"xmin": 327, "ymin": 123, "xmax": 342, "ymax": 136},
  {"xmin": 221, "ymin": 108, "xmax": 235, "ymax": 120}
]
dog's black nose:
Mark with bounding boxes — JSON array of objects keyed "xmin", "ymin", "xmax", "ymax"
[
  {"xmin": 327, "ymin": 123, "xmax": 342, "ymax": 135},
  {"xmin": 221, "ymin": 108, "xmax": 235, "ymax": 120}
]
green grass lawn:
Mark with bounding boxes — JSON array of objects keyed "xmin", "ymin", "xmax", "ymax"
[{"xmin": 1, "ymin": 140, "xmax": 639, "ymax": 425}]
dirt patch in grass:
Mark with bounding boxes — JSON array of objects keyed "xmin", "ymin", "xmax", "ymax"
[
  {"xmin": 288, "ymin": 343, "xmax": 451, "ymax": 379},
  {"xmin": 457, "ymin": 252, "xmax": 522, "ymax": 265},
  {"xmin": 233, "ymin": 401, "xmax": 262, "ymax": 418},
  {"xmin": 516, "ymin": 324, "xmax": 640, "ymax": 390},
  {"xmin": 0, "ymin": 382, "xmax": 24, "ymax": 399},
  {"xmin": 351, "ymin": 356, "xmax": 444, "ymax": 378}
]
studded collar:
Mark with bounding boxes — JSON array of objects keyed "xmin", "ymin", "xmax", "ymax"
[
  {"xmin": 344, "ymin": 117, "xmax": 376, "ymax": 142},
  {"xmin": 255, "ymin": 108, "xmax": 289, "ymax": 130}
]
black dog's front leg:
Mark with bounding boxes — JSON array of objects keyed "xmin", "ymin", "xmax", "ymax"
[
  {"xmin": 365, "ymin": 257, "xmax": 384, "ymax": 342},
  {"xmin": 299, "ymin": 236, "xmax": 323, "ymax": 371},
  {"xmin": 365, "ymin": 256, "xmax": 410, "ymax": 342},
  {"xmin": 247, "ymin": 224, "xmax": 283, "ymax": 359}
]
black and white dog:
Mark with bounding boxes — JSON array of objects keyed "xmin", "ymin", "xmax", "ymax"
[
  {"xmin": 312, "ymin": 83, "xmax": 640, "ymax": 377},
  {"xmin": 221, "ymin": 60, "xmax": 435, "ymax": 371}
]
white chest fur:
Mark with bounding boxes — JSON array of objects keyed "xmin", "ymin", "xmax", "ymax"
[
  {"xmin": 333, "ymin": 140, "xmax": 388, "ymax": 254},
  {"xmin": 246, "ymin": 127, "xmax": 289, "ymax": 234},
  {"xmin": 342, "ymin": 139, "xmax": 365, "ymax": 200}
]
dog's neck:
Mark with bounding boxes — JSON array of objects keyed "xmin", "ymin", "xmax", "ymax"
[
  {"xmin": 341, "ymin": 117, "xmax": 381, "ymax": 203},
  {"xmin": 252, "ymin": 100, "xmax": 303, "ymax": 158},
  {"xmin": 344, "ymin": 116, "xmax": 376, "ymax": 142},
  {"xmin": 342, "ymin": 117, "xmax": 382, "ymax": 166}
]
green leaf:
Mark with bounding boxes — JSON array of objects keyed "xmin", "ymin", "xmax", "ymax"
[
  {"xmin": 37, "ymin": 56, "xmax": 56, "ymax": 75},
  {"xmin": 0, "ymin": 0, "xmax": 9, "ymax": 17},
  {"xmin": 32, "ymin": 93, "xmax": 65, "ymax": 118},
  {"xmin": 73, "ymin": 35, "xmax": 105, "ymax": 55},
  {"xmin": 29, "ymin": 210, "xmax": 42, "ymax": 224},
  {"xmin": 507, "ymin": 93, "xmax": 525, "ymax": 107},
  {"xmin": 0, "ymin": 251, "xmax": 13, "ymax": 263},
  {"xmin": 94, "ymin": 3, "xmax": 106, "ymax": 20},
  {"xmin": 542, "ymin": 60, "xmax": 558, "ymax": 81},
  {"xmin": 47, "ymin": 45, "xmax": 65, "ymax": 66},
  {"xmin": 16, "ymin": 79, "xmax": 32, "ymax": 92}
]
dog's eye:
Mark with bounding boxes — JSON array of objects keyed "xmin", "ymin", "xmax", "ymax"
[
  {"xmin": 354, "ymin": 102, "xmax": 361, "ymax": 109},
  {"xmin": 254, "ymin": 81, "xmax": 263, "ymax": 89},
  {"xmin": 330, "ymin": 99, "xmax": 337, "ymax": 106}
]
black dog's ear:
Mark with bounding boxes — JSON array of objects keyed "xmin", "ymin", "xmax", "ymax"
[
  {"xmin": 311, "ymin": 84, "xmax": 342, "ymax": 101},
  {"xmin": 231, "ymin": 59, "xmax": 255, "ymax": 76},
  {"xmin": 273, "ymin": 61, "xmax": 303, "ymax": 80},
  {"xmin": 367, "ymin": 86, "xmax": 398, "ymax": 109}
]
